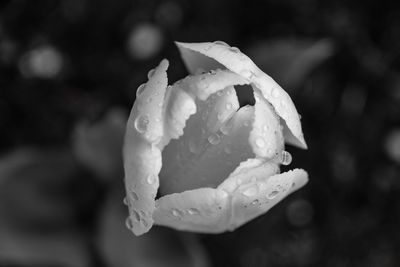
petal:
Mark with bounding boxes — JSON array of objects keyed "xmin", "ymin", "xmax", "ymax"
[
  {"xmin": 123, "ymin": 59, "xmax": 169, "ymax": 235},
  {"xmin": 249, "ymin": 88, "xmax": 284, "ymax": 159},
  {"xmin": 181, "ymin": 69, "xmax": 248, "ymax": 101},
  {"xmin": 175, "ymin": 41, "xmax": 307, "ymax": 149},
  {"xmin": 160, "ymin": 91, "xmax": 254, "ymax": 195},
  {"xmin": 159, "ymin": 84, "xmax": 197, "ymax": 149},
  {"xmin": 221, "ymin": 168, "xmax": 308, "ymax": 231},
  {"xmin": 154, "ymin": 169, "xmax": 308, "ymax": 233},
  {"xmin": 153, "ymin": 188, "xmax": 231, "ymax": 233}
]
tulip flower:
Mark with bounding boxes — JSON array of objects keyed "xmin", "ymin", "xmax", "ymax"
[{"xmin": 123, "ymin": 41, "xmax": 308, "ymax": 236}]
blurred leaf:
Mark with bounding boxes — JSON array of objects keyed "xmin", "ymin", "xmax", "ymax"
[
  {"xmin": 72, "ymin": 107, "xmax": 127, "ymax": 182},
  {"xmin": 0, "ymin": 226, "xmax": 89, "ymax": 267},
  {"xmin": 0, "ymin": 148, "xmax": 79, "ymax": 228},
  {"xmin": 97, "ymin": 190, "xmax": 210, "ymax": 267},
  {"xmin": 247, "ymin": 39, "xmax": 334, "ymax": 90}
]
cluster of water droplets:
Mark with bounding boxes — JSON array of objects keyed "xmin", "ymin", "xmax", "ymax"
[{"xmin": 170, "ymin": 207, "xmax": 201, "ymax": 219}]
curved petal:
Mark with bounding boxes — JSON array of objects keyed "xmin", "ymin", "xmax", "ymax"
[
  {"xmin": 159, "ymin": 84, "xmax": 197, "ymax": 149},
  {"xmin": 123, "ymin": 60, "xmax": 169, "ymax": 235},
  {"xmin": 175, "ymin": 41, "xmax": 307, "ymax": 149},
  {"xmin": 154, "ymin": 169, "xmax": 307, "ymax": 233},
  {"xmin": 160, "ymin": 95, "xmax": 254, "ymax": 195},
  {"xmin": 180, "ymin": 69, "xmax": 248, "ymax": 101},
  {"xmin": 221, "ymin": 168, "xmax": 308, "ymax": 231},
  {"xmin": 249, "ymin": 88, "xmax": 284, "ymax": 159},
  {"xmin": 153, "ymin": 188, "xmax": 231, "ymax": 233}
]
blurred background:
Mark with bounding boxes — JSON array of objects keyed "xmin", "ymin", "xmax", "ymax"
[{"xmin": 1, "ymin": 0, "xmax": 400, "ymax": 266}]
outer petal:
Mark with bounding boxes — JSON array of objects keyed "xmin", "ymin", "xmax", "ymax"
[
  {"xmin": 154, "ymin": 169, "xmax": 308, "ymax": 233},
  {"xmin": 123, "ymin": 60, "xmax": 169, "ymax": 235},
  {"xmin": 153, "ymin": 188, "xmax": 231, "ymax": 233},
  {"xmin": 224, "ymin": 168, "xmax": 308, "ymax": 230},
  {"xmin": 175, "ymin": 41, "xmax": 307, "ymax": 149}
]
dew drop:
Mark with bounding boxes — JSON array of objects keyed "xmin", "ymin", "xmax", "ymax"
[
  {"xmin": 188, "ymin": 208, "xmax": 200, "ymax": 215},
  {"xmin": 255, "ymin": 137, "xmax": 265, "ymax": 148},
  {"xmin": 217, "ymin": 112, "xmax": 223, "ymax": 120},
  {"xmin": 229, "ymin": 46, "xmax": 240, "ymax": 53},
  {"xmin": 136, "ymin": 83, "xmax": 146, "ymax": 97},
  {"xmin": 271, "ymin": 87, "xmax": 280, "ymax": 98},
  {"xmin": 240, "ymin": 69, "xmax": 254, "ymax": 80},
  {"xmin": 209, "ymin": 70, "xmax": 217, "ymax": 75},
  {"xmin": 242, "ymin": 186, "xmax": 257, "ymax": 197},
  {"xmin": 146, "ymin": 174, "xmax": 156, "ymax": 185},
  {"xmin": 225, "ymin": 103, "xmax": 232, "ymax": 110},
  {"xmin": 251, "ymin": 199, "xmax": 259, "ymax": 205},
  {"xmin": 125, "ymin": 217, "xmax": 133, "ymax": 229},
  {"xmin": 262, "ymin": 125, "xmax": 268, "ymax": 132},
  {"xmin": 131, "ymin": 210, "xmax": 141, "ymax": 221},
  {"xmin": 134, "ymin": 114, "xmax": 149, "ymax": 134},
  {"xmin": 217, "ymin": 90, "xmax": 223, "ymax": 96},
  {"xmin": 171, "ymin": 208, "xmax": 183, "ymax": 217},
  {"xmin": 267, "ymin": 190, "xmax": 279, "ymax": 199},
  {"xmin": 244, "ymin": 120, "xmax": 251, "ymax": 127},
  {"xmin": 281, "ymin": 151, "xmax": 292, "ymax": 166},
  {"xmin": 214, "ymin": 40, "xmax": 229, "ymax": 46},
  {"xmin": 198, "ymin": 80, "xmax": 209, "ymax": 89},
  {"xmin": 147, "ymin": 68, "xmax": 155, "ymax": 78},
  {"xmin": 208, "ymin": 133, "xmax": 221, "ymax": 145},
  {"xmin": 123, "ymin": 197, "xmax": 129, "ymax": 206},
  {"xmin": 130, "ymin": 190, "xmax": 139, "ymax": 201}
]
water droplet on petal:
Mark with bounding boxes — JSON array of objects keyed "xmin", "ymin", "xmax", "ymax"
[
  {"xmin": 141, "ymin": 218, "xmax": 149, "ymax": 227},
  {"xmin": 188, "ymin": 208, "xmax": 200, "ymax": 215},
  {"xmin": 214, "ymin": 40, "xmax": 229, "ymax": 46},
  {"xmin": 208, "ymin": 133, "xmax": 221, "ymax": 145},
  {"xmin": 123, "ymin": 197, "xmax": 129, "ymax": 205},
  {"xmin": 229, "ymin": 46, "xmax": 240, "ymax": 53},
  {"xmin": 255, "ymin": 137, "xmax": 265, "ymax": 148},
  {"xmin": 147, "ymin": 68, "xmax": 155, "ymax": 78},
  {"xmin": 271, "ymin": 87, "xmax": 280, "ymax": 98},
  {"xmin": 217, "ymin": 90, "xmax": 223, "ymax": 96},
  {"xmin": 131, "ymin": 210, "xmax": 141, "ymax": 221},
  {"xmin": 225, "ymin": 103, "xmax": 232, "ymax": 110},
  {"xmin": 251, "ymin": 199, "xmax": 259, "ymax": 205},
  {"xmin": 134, "ymin": 114, "xmax": 149, "ymax": 134},
  {"xmin": 188, "ymin": 140, "xmax": 200, "ymax": 154},
  {"xmin": 130, "ymin": 190, "xmax": 139, "ymax": 201},
  {"xmin": 136, "ymin": 83, "xmax": 146, "ymax": 97},
  {"xmin": 267, "ymin": 190, "xmax": 279, "ymax": 199},
  {"xmin": 125, "ymin": 217, "xmax": 133, "ymax": 229},
  {"xmin": 146, "ymin": 174, "xmax": 156, "ymax": 185},
  {"xmin": 217, "ymin": 112, "xmax": 223, "ymax": 120},
  {"xmin": 281, "ymin": 151, "xmax": 292, "ymax": 165},
  {"xmin": 242, "ymin": 186, "xmax": 257, "ymax": 197},
  {"xmin": 171, "ymin": 208, "xmax": 183, "ymax": 217}
]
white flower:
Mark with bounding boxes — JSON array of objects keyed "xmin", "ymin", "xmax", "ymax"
[{"xmin": 123, "ymin": 41, "xmax": 308, "ymax": 236}]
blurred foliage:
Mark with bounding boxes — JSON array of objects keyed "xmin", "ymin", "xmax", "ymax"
[{"xmin": 0, "ymin": 0, "xmax": 400, "ymax": 266}]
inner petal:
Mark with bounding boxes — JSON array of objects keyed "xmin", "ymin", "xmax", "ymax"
[{"xmin": 160, "ymin": 87, "xmax": 254, "ymax": 195}]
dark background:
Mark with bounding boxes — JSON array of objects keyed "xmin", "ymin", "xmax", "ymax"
[{"xmin": 1, "ymin": 0, "xmax": 400, "ymax": 266}]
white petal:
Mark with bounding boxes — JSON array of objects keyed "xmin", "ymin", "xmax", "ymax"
[
  {"xmin": 181, "ymin": 69, "xmax": 248, "ymax": 101},
  {"xmin": 249, "ymin": 88, "xmax": 284, "ymax": 159},
  {"xmin": 175, "ymin": 41, "xmax": 307, "ymax": 149},
  {"xmin": 123, "ymin": 59, "xmax": 169, "ymax": 235},
  {"xmin": 153, "ymin": 188, "xmax": 231, "ymax": 233},
  {"xmin": 222, "ymin": 168, "xmax": 308, "ymax": 231},
  {"xmin": 159, "ymin": 84, "xmax": 197, "ymax": 149},
  {"xmin": 160, "ymin": 94, "xmax": 253, "ymax": 195}
]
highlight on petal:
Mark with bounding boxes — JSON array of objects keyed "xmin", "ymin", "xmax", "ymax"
[
  {"xmin": 123, "ymin": 59, "xmax": 169, "ymax": 235},
  {"xmin": 175, "ymin": 41, "xmax": 307, "ymax": 149}
]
